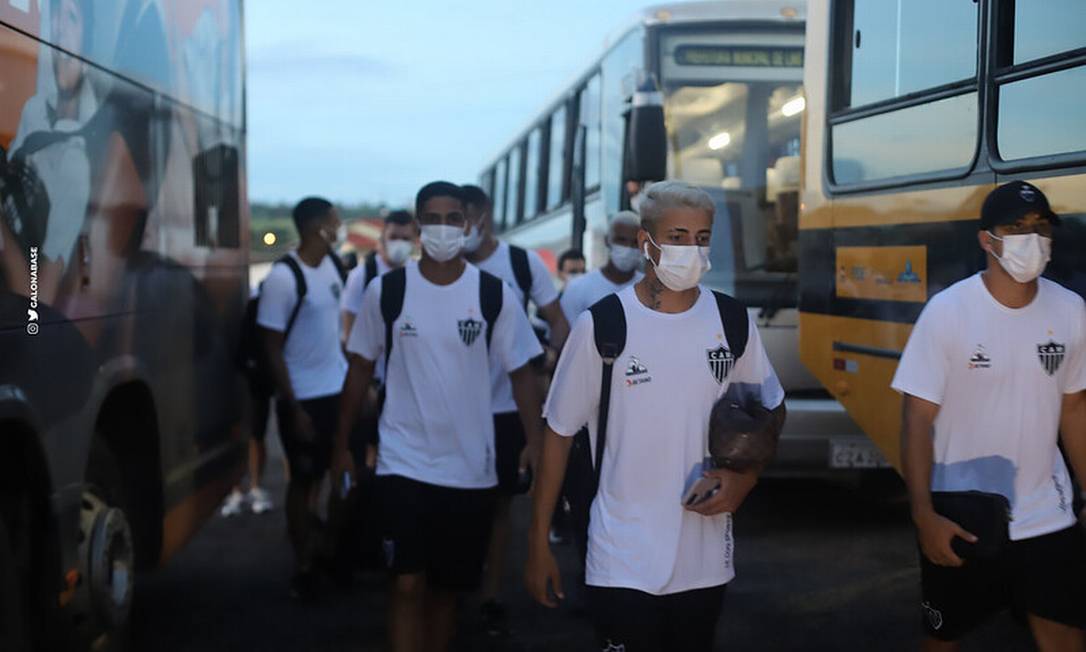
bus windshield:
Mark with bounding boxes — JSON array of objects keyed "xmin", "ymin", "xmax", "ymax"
[{"xmin": 659, "ymin": 33, "xmax": 804, "ymax": 308}]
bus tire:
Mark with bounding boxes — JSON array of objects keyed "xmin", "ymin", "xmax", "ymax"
[
  {"xmin": 79, "ymin": 438, "xmax": 135, "ymax": 652},
  {"xmin": 0, "ymin": 513, "xmax": 29, "ymax": 652}
]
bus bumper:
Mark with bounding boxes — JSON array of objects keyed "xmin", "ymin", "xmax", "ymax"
[{"xmin": 764, "ymin": 398, "xmax": 890, "ymax": 476}]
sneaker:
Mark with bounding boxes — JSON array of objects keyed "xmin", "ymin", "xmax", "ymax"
[
  {"xmin": 480, "ymin": 599, "xmax": 509, "ymax": 638},
  {"xmin": 248, "ymin": 487, "xmax": 273, "ymax": 514},
  {"xmin": 220, "ymin": 489, "xmax": 245, "ymax": 517}
]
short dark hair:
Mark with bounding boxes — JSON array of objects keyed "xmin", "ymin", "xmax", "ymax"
[
  {"xmin": 385, "ymin": 209, "xmax": 414, "ymax": 227},
  {"xmin": 461, "ymin": 184, "xmax": 491, "ymax": 210},
  {"xmin": 292, "ymin": 196, "xmax": 334, "ymax": 233},
  {"xmin": 558, "ymin": 249, "xmax": 585, "ymax": 270},
  {"xmin": 415, "ymin": 181, "xmax": 464, "ymax": 215}
]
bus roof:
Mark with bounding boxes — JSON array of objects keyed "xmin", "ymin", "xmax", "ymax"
[{"xmin": 479, "ymin": 0, "xmax": 806, "ymax": 172}]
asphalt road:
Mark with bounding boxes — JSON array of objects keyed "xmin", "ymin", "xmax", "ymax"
[{"xmin": 130, "ymin": 437, "xmax": 1037, "ymax": 651}]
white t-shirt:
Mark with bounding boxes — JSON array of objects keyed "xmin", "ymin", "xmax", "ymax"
[
  {"xmin": 347, "ymin": 264, "xmax": 543, "ymax": 489},
  {"xmin": 472, "ymin": 241, "xmax": 558, "ymax": 413},
  {"xmin": 256, "ymin": 252, "xmax": 348, "ymax": 401},
  {"xmin": 544, "ymin": 286, "xmax": 785, "ymax": 595},
  {"xmin": 892, "ymin": 274, "xmax": 1086, "ymax": 540},
  {"xmin": 341, "ymin": 254, "xmax": 394, "ymax": 316},
  {"xmin": 560, "ymin": 268, "xmax": 644, "ymax": 323}
]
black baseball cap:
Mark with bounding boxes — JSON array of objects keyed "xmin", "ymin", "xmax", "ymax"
[{"xmin": 979, "ymin": 181, "xmax": 1059, "ymax": 231}]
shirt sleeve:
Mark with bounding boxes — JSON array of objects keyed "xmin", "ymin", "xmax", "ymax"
[
  {"xmin": 340, "ymin": 265, "xmax": 366, "ymax": 315},
  {"xmin": 255, "ymin": 264, "xmax": 297, "ymax": 333},
  {"xmin": 345, "ymin": 277, "xmax": 384, "ymax": 363},
  {"xmin": 528, "ymin": 250, "xmax": 559, "ymax": 308},
  {"xmin": 559, "ymin": 277, "xmax": 583, "ymax": 324},
  {"xmin": 543, "ymin": 312, "xmax": 601, "ymax": 437},
  {"xmin": 726, "ymin": 314, "xmax": 785, "ymax": 410},
  {"xmin": 890, "ymin": 294, "xmax": 951, "ymax": 405},
  {"xmin": 493, "ymin": 283, "xmax": 544, "ymax": 373},
  {"xmin": 1062, "ymin": 297, "xmax": 1086, "ymax": 394}
]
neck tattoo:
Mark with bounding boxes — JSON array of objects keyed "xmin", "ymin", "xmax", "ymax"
[{"xmin": 647, "ymin": 277, "xmax": 665, "ymax": 310}]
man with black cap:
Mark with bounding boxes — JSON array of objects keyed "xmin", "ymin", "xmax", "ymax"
[
  {"xmin": 525, "ymin": 181, "xmax": 785, "ymax": 650},
  {"xmin": 894, "ymin": 181, "xmax": 1086, "ymax": 651}
]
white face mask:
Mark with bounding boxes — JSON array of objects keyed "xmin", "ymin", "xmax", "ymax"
[
  {"xmin": 609, "ymin": 244, "xmax": 642, "ymax": 273},
  {"xmin": 384, "ymin": 239, "xmax": 413, "ymax": 266},
  {"xmin": 321, "ymin": 224, "xmax": 345, "ymax": 247},
  {"xmin": 643, "ymin": 234, "xmax": 711, "ymax": 292},
  {"xmin": 420, "ymin": 224, "xmax": 464, "ymax": 262},
  {"xmin": 462, "ymin": 224, "xmax": 484, "ymax": 253},
  {"xmin": 988, "ymin": 231, "xmax": 1051, "ymax": 283}
]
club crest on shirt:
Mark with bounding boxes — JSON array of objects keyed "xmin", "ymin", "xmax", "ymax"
[
  {"xmin": 1037, "ymin": 340, "xmax": 1065, "ymax": 376},
  {"xmin": 707, "ymin": 345, "xmax": 735, "ymax": 384},
  {"xmin": 968, "ymin": 345, "xmax": 991, "ymax": 369},
  {"xmin": 458, "ymin": 318, "xmax": 483, "ymax": 346},
  {"xmin": 921, "ymin": 602, "xmax": 943, "ymax": 631}
]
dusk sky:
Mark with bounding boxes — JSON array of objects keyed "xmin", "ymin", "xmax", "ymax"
[{"xmin": 245, "ymin": 1, "xmax": 651, "ymax": 207}]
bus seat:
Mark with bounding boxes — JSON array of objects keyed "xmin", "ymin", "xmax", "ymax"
[
  {"xmin": 681, "ymin": 157, "xmax": 724, "ymax": 187},
  {"xmin": 767, "ymin": 155, "xmax": 800, "ymax": 202}
]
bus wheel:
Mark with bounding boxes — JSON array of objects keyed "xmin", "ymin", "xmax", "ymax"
[
  {"xmin": 0, "ymin": 513, "xmax": 30, "ymax": 652},
  {"xmin": 78, "ymin": 441, "xmax": 134, "ymax": 651}
]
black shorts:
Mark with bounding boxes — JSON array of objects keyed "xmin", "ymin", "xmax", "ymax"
[
  {"xmin": 919, "ymin": 524, "xmax": 1086, "ymax": 641},
  {"xmin": 493, "ymin": 411, "xmax": 527, "ymax": 495},
  {"xmin": 275, "ymin": 393, "xmax": 339, "ymax": 484},
  {"xmin": 588, "ymin": 584, "xmax": 727, "ymax": 651},
  {"xmin": 376, "ymin": 474, "xmax": 496, "ymax": 592}
]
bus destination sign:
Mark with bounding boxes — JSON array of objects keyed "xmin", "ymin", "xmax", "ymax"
[{"xmin": 675, "ymin": 45, "xmax": 804, "ymax": 68}]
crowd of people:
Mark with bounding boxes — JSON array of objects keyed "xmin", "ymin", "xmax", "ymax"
[{"xmin": 225, "ymin": 179, "xmax": 1086, "ymax": 652}]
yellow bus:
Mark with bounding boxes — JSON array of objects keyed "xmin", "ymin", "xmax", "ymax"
[{"xmin": 799, "ymin": 0, "xmax": 1086, "ymax": 468}]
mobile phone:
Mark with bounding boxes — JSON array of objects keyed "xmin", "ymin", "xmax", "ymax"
[{"xmin": 681, "ymin": 476, "xmax": 721, "ymax": 507}]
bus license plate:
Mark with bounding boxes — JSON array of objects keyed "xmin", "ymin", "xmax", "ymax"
[{"xmin": 829, "ymin": 441, "xmax": 888, "ymax": 469}]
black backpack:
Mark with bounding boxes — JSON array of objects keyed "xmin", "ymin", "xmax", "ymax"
[
  {"xmin": 377, "ymin": 267, "xmax": 504, "ymax": 373},
  {"xmin": 362, "ymin": 251, "xmax": 381, "ymax": 289},
  {"xmin": 509, "ymin": 245, "xmax": 532, "ymax": 310},
  {"xmin": 586, "ymin": 290, "xmax": 750, "ymax": 493},
  {"xmin": 236, "ymin": 250, "xmax": 348, "ymax": 393}
]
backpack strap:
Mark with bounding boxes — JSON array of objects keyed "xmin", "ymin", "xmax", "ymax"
[
  {"xmin": 327, "ymin": 247, "xmax": 348, "ymax": 284},
  {"xmin": 363, "ymin": 251, "xmax": 380, "ymax": 288},
  {"xmin": 479, "ymin": 271, "xmax": 504, "ymax": 349},
  {"xmin": 509, "ymin": 245, "xmax": 533, "ymax": 310},
  {"xmin": 380, "ymin": 267, "xmax": 407, "ymax": 374},
  {"xmin": 277, "ymin": 255, "xmax": 307, "ymax": 343},
  {"xmin": 587, "ymin": 293, "xmax": 626, "ymax": 487},
  {"xmin": 711, "ymin": 290, "xmax": 749, "ymax": 361}
]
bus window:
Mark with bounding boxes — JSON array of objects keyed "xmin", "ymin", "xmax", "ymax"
[
  {"xmin": 507, "ymin": 144, "xmax": 523, "ymax": 225},
  {"xmin": 494, "ymin": 158, "xmax": 508, "ymax": 231},
  {"xmin": 481, "ymin": 167, "xmax": 495, "ymax": 201},
  {"xmin": 580, "ymin": 73, "xmax": 602, "ymax": 189},
  {"xmin": 833, "ymin": 94, "xmax": 977, "ymax": 184},
  {"xmin": 998, "ymin": 66, "xmax": 1086, "ymax": 161},
  {"xmin": 665, "ymin": 82, "xmax": 802, "ymax": 286},
  {"xmin": 844, "ymin": 0, "xmax": 977, "ymax": 109},
  {"xmin": 1011, "ymin": 0, "xmax": 1086, "ymax": 65},
  {"xmin": 547, "ymin": 105, "xmax": 567, "ymax": 210},
  {"xmin": 523, "ymin": 127, "xmax": 543, "ymax": 220}
]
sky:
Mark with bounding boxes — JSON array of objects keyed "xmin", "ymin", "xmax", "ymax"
[{"xmin": 245, "ymin": 0, "xmax": 652, "ymax": 207}]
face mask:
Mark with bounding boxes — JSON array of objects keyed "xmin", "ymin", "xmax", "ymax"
[
  {"xmin": 988, "ymin": 231, "xmax": 1051, "ymax": 283},
  {"xmin": 321, "ymin": 224, "xmax": 345, "ymax": 247},
  {"xmin": 420, "ymin": 224, "xmax": 464, "ymax": 262},
  {"xmin": 384, "ymin": 239, "xmax": 413, "ymax": 266},
  {"xmin": 643, "ymin": 234, "xmax": 711, "ymax": 292},
  {"xmin": 462, "ymin": 224, "xmax": 483, "ymax": 253},
  {"xmin": 609, "ymin": 244, "xmax": 642, "ymax": 273}
]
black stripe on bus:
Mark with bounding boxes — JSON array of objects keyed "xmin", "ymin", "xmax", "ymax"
[
  {"xmin": 799, "ymin": 213, "xmax": 1086, "ymax": 324},
  {"xmin": 832, "ymin": 341, "xmax": 902, "ymax": 360}
]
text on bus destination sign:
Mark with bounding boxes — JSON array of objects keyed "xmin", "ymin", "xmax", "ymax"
[{"xmin": 675, "ymin": 46, "xmax": 804, "ymax": 68}]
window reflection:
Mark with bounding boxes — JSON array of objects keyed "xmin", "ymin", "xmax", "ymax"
[
  {"xmin": 847, "ymin": 0, "xmax": 976, "ymax": 108},
  {"xmin": 832, "ymin": 93, "xmax": 977, "ymax": 184},
  {"xmin": 548, "ymin": 107, "xmax": 567, "ymax": 210},
  {"xmin": 1013, "ymin": 0, "xmax": 1086, "ymax": 64},
  {"xmin": 524, "ymin": 128, "xmax": 542, "ymax": 220},
  {"xmin": 998, "ymin": 67, "xmax": 1086, "ymax": 160}
]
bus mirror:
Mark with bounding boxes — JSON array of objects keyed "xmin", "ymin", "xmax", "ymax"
[{"xmin": 623, "ymin": 74, "xmax": 667, "ymax": 183}]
